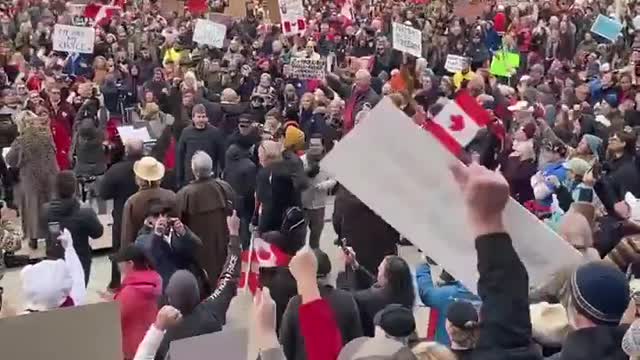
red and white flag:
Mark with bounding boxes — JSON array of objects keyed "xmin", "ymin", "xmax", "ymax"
[
  {"xmin": 340, "ymin": 0, "xmax": 353, "ymax": 20},
  {"xmin": 423, "ymin": 90, "xmax": 490, "ymax": 156}
]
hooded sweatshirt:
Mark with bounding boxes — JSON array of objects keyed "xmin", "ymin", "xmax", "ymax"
[{"xmin": 115, "ymin": 269, "xmax": 162, "ymax": 360}]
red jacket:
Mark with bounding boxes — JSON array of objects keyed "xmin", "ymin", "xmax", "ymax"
[
  {"xmin": 50, "ymin": 117, "xmax": 72, "ymax": 170},
  {"xmin": 299, "ymin": 299, "xmax": 343, "ymax": 360},
  {"xmin": 114, "ymin": 269, "xmax": 162, "ymax": 360}
]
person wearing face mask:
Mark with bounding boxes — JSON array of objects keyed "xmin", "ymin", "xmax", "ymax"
[{"xmin": 175, "ymin": 104, "xmax": 226, "ymax": 188}]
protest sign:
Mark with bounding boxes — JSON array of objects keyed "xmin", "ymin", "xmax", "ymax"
[
  {"xmin": 225, "ymin": 0, "xmax": 247, "ymax": 17},
  {"xmin": 348, "ymin": 55, "xmax": 373, "ymax": 72},
  {"xmin": 117, "ymin": 125, "xmax": 152, "ymax": 143},
  {"xmin": 444, "ymin": 55, "xmax": 468, "ymax": 73},
  {"xmin": 490, "ymin": 51, "xmax": 520, "ymax": 77},
  {"xmin": 170, "ymin": 328, "xmax": 249, "ymax": 360},
  {"xmin": 278, "ymin": 0, "xmax": 306, "ymax": 36},
  {"xmin": 322, "ymin": 99, "xmax": 582, "ymax": 294},
  {"xmin": 209, "ymin": 13, "xmax": 234, "ymax": 27},
  {"xmin": 193, "ymin": 19, "xmax": 227, "ymax": 48},
  {"xmin": 0, "ymin": 302, "xmax": 121, "ymax": 360},
  {"xmin": 591, "ymin": 14, "xmax": 623, "ymax": 42},
  {"xmin": 53, "ymin": 24, "xmax": 95, "ymax": 54},
  {"xmin": 289, "ymin": 58, "xmax": 326, "ymax": 80},
  {"xmin": 392, "ymin": 22, "xmax": 422, "ymax": 57}
]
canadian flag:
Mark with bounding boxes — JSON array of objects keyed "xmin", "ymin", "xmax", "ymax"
[
  {"xmin": 340, "ymin": 0, "xmax": 353, "ymax": 20},
  {"xmin": 82, "ymin": 3, "xmax": 122, "ymax": 26},
  {"xmin": 424, "ymin": 90, "xmax": 490, "ymax": 156},
  {"xmin": 238, "ymin": 237, "xmax": 292, "ymax": 294}
]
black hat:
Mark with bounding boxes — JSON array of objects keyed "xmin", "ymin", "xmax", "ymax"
[
  {"xmin": 144, "ymin": 199, "xmax": 172, "ymax": 218},
  {"xmin": 313, "ymin": 248, "xmax": 331, "ymax": 277},
  {"xmin": 446, "ymin": 300, "xmax": 479, "ymax": 328},
  {"xmin": 571, "ymin": 262, "xmax": 630, "ymax": 325},
  {"xmin": 373, "ymin": 304, "xmax": 416, "ymax": 338},
  {"xmin": 110, "ymin": 244, "xmax": 147, "ymax": 264}
]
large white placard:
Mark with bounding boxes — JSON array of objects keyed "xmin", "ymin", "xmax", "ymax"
[
  {"xmin": 392, "ymin": 22, "xmax": 422, "ymax": 58},
  {"xmin": 53, "ymin": 24, "xmax": 95, "ymax": 54},
  {"xmin": 193, "ymin": 19, "xmax": 227, "ymax": 48},
  {"xmin": 444, "ymin": 54, "xmax": 468, "ymax": 73},
  {"xmin": 322, "ymin": 99, "xmax": 581, "ymax": 293},
  {"xmin": 290, "ymin": 58, "xmax": 326, "ymax": 80}
]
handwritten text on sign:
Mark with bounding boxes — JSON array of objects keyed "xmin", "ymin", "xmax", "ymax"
[
  {"xmin": 53, "ymin": 24, "xmax": 95, "ymax": 54},
  {"xmin": 192, "ymin": 19, "xmax": 227, "ymax": 48},
  {"xmin": 290, "ymin": 58, "xmax": 326, "ymax": 80},
  {"xmin": 392, "ymin": 22, "xmax": 422, "ymax": 58}
]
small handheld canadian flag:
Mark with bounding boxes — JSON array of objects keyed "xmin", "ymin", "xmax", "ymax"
[{"xmin": 423, "ymin": 90, "xmax": 491, "ymax": 156}]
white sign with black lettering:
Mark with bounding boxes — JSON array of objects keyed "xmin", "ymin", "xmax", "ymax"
[
  {"xmin": 53, "ymin": 24, "xmax": 95, "ymax": 54},
  {"xmin": 444, "ymin": 54, "xmax": 468, "ymax": 73},
  {"xmin": 192, "ymin": 19, "xmax": 227, "ymax": 48},
  {"xmin": 392, "ymin": 22, "xmax": 422, "ymax": 58},
  {"xmin": 290, "ymin": 58, "xmax": 326, "ymax": 80}
]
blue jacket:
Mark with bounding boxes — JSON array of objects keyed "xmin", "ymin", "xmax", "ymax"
[
  {"xmin": 539, "ymin": 161, "xmax": 568, "ymax": 206},
  {"xmin": 415, "ymin": 263, "xmax": 478, "ymax": 346}
]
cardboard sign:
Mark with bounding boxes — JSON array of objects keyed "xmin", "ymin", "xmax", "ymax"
[
  {"xmin": 321, "ymin": 99, "xmax": 582, "ymax": 294},
  {"xmin": 193, "ymin": 19, "xmax": 227, "ymax": 48},
  {"xmin": 0, "ymin": 302, "xmax": 122, "ymax": 360},
  {"xmin": 53, "ymin": 24, "xmax": 95, "ymax": 54},
  {"xmin": 444, "ymin": 55, "xmax": 468, "ymax": 73},
  {"xmin": 209, "ymin": 12, "xmax": 234, "ymax": 27},
  {"xmin": 224, "ymin": 0, "xmax": 247, "ymax": 17},
  {"xmin": 290, "ymin": 58, "xmax": 326, "ymax": 80},
  {"xmin": 169, "ymin": 327, "xmax": 248, "ymax": 360},
  {"xmin": 279, "ymin": 0, "xmax": 305, "ymax": 36},
  {"xmin": 392, "ymin": 22, "xmax": 422, "ymax": 58},
  {"xmin": 591, "ymin": 14, "xmax": 623, "ymax": 42},
  {"xmin": 348, "ymin": 56, "xmax": 373, "ymax": 71}
]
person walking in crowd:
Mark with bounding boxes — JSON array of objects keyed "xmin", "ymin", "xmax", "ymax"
[
  {"xmin": 109, "ymin": 245, "xmax": 161, "ymax": 360},
  {"xmin": 121, "ymin": 156, "xmax": 176, "ymax": 251},
  {"xmin": 134, "ymin": 200, "xmax": 202, "ymax": 292},
  {"xmin": 40, "ymin": 171, "xmax": 103, "ymax": 285},
  {"xmin": 100, "ymin": 139, "xmax": 144, "ymax": 291},
  {"xmin": 176, "ymin": 151, "xmax": 231, "ymax": 290},
  {"xmin": 175, "ymin": 104, "xmax": 226, "ymax": 188},
  {"xmin": 6, "ymin": 114, "xmax": 57, "ymax": 250}
]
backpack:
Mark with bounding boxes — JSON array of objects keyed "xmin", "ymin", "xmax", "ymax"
[{"xmin": 280, "ymin": 206, "xmax": 306, "ymax": 239}]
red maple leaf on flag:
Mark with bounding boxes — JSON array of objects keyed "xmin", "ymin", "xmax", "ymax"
[{"xmin": 449, "ymin": 114, "xmax": 465, "ymax": 131}]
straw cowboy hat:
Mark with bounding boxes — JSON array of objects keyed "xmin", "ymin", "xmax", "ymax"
[
  {"xmin": 133, "ymin": 156, "xmax": 165, "ymax": 182},
  {"xmin": 530, "ymin": 302, "xmax": 571, "ymax": 347}
]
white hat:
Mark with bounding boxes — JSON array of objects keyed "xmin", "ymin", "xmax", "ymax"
[
  {"xmin": 530, "ymin": 302, "xmax": 570, "ymax": 346},
  {"xmin": 133, "ymin": 156, "xmax": 165, "ymax": 182}
]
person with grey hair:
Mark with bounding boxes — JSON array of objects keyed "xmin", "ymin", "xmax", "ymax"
[
  {"xmin": 176, "ymin": 150, "xmax": 233, "ymax": 290},
  {"xmin": 326, "ymin": 68, "xmax": 380, "ymax": 135},
  {"xmin": 98, "ymin": 140, "xmax": 145, "ymax": 290}
]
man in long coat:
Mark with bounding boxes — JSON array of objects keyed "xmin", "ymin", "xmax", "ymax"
[{"xmin": 176, "ymin": 150, "xmax": 230, "ymax": 289}]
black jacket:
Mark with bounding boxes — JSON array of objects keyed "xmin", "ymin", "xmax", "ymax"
[
  {"xmin": 255, "ymin": 160, "xmax": 302, "ymax": 233},
  {"xmin": 175, "ymin": 125, "xmax": 226, "ymax": 187},
  {"xmin": 154, "ymin": 238, "xmax": 241, "ymax": 360},
  {"xmin": 551, "ymin": 325, "xmax": 629, "ymax": 360},
  {"xmin": 259, "ymin": 266, "xmax": 298, "ymax": 333},
  {"xmin": 208, "ymin": 102, "xmax": 250, "ymax": 137},
  {"xmin": 594, "ymin": 153, "xmax": 640, "ymax": 215},
  {"xmin": 40, "ymin": 198, "xmax": 104, "ymax": 261},
  {"xmin": 223, "ymin": 144, "xmax": 257, "ymax": 218},
  {"xmin": 99, "ymin": 154, "xmax": 142, "ymax": 245},
  {"xmin": 280, "ymin": 283, "xmax": 363, "ymax": 360},
  {"xmin": 472, "ymin": 233, "xmax": 542, "ymax": 360}
]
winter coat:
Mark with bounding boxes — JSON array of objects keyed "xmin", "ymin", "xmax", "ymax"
[
  {"xmin": 333, "ymin": 186, "xmax": 398, "ymax": 275},
  {"xmin": 549, "ymin": 325, "xmax": 629, "ymax": 360},
  {"xmin": 503, "ymin": 156, "xmax": 537, "ymax": 205},
  {"xmin": 135, "ymin": 226, "xmax": 202, "ymax": 291},
  {"xmin": 115, "ymin": 269, "xmax": 162, "ymax": 360},
  {"xmin": 71, "ymin": 118, "xmax": 107, "ymax": 177},
  {"xmin": 152, "ymin": 238, "xmax": 241, "ymax": 360},
  {"xmin": 6, "ymin": 127, "xmax": 58, "ymax": 240},
  {"xmin": 176, "ymin": 177, "xmax": 230, "ymax": 288},
  {"xmin": 121, "ymin": 186, "xmax": 176, "ymax": 249},
  {"xmin": 326, "ymin": 74, "xmax": 380, "ymax": 134},
  {"xmin": 100, "ymin": 154, "xmax": 143, "ymax": 249},
  {"xmin": 175, "ymin": 125, "xmax": 226, "ymax": 188},
  {"xmin": 40, "ymin": 198, "xmax": 104, "ymax": 283},
  {"xmin": 300, "ymin": 154, "xmax": 335, "ymax": 210},
  {"xmin": 255, "ymin": 160, "xmax": 302, "ymax": 234},
  {"xmin": 594, "ymin": 154, "xmax": 640, "ymax": 215},
  {"xmin": 279, "ymin": 284, "xmax": 363, "ymax": 360},
  {"xmin": 223, "ymin": 144, "xmax": 257, "ymax": 218},
  {"xmin": 260, "ymin": 266, "xmax": 298, "ymax": 332},
  {"xmin": 416, "ymin": 263, "xmax": 478, "ymax": 346}
]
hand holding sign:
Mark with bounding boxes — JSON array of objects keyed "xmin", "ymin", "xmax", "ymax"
[{"xmin": 449, "ymin": 162, "xmax": 509, "ymax": 236}]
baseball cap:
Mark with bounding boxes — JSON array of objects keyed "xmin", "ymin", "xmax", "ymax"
[
  {"xmin": 374, "ymin": 304, "xmax": 416, "ymax": 338},
  {"xmin": 446, "ymin": 300, "xmax": 479, "ymax": 328}
]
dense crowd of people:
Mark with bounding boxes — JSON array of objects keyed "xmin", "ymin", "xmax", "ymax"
[{"xmin": 4, "ymin": 0, "xmax": 640, "ymax": 358}]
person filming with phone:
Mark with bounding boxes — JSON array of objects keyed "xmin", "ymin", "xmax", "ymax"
[{"xmin": 134, "ymin": 199, "xmax": 204, "ymax": 294}]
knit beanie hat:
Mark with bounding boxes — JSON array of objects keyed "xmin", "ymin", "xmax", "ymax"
[
  {"xmin": 570, "ymin": 262, "xmax": 630, "ymax": 325},
  {"xmin": 582, "ymin": 134, "xmax": 602, "ymax": 159},
  {"xmin": 284, "ymin": 126, "xmax": 305, "ymax": 150},
  {"xmin": 166, "ymin": 270, "xmax": 200, "ymax": 315}
]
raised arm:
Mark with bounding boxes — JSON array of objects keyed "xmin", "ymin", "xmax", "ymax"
[{"xmin": 449, "ymin": 162, "xmax": 539, "ymax": 357}]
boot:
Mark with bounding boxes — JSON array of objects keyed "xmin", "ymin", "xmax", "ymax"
[{"xmin": 29, "ymin": 238, "xmax": 38, "ymax": 250}]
